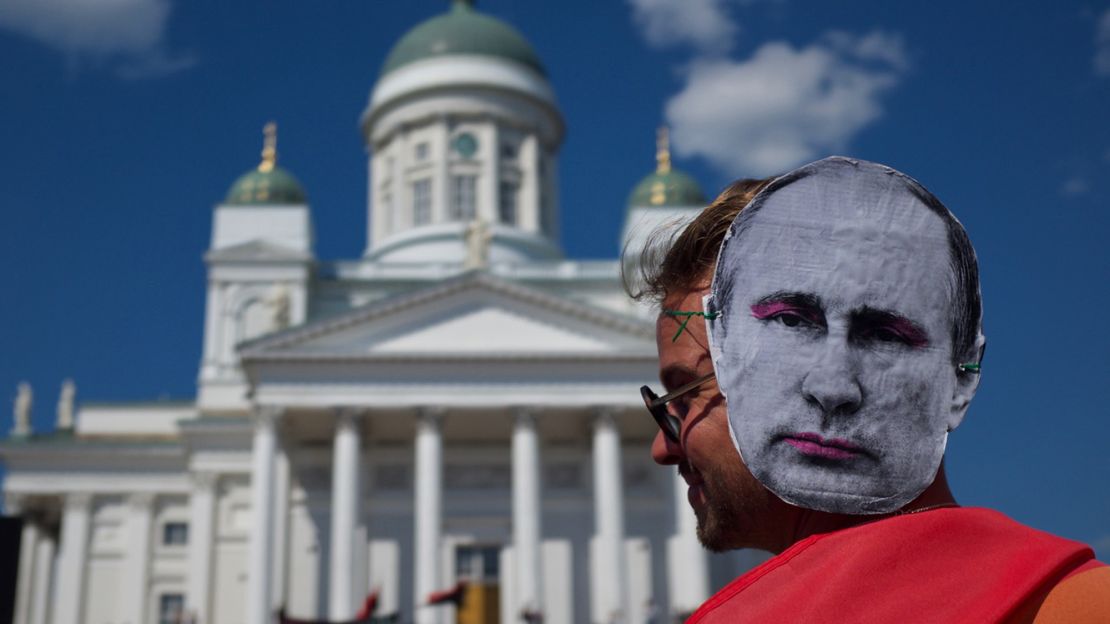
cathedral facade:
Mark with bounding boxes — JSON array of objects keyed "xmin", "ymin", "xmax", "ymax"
[{"xmin": 2, "ymin": 2, "xmax": 761, "ymax": 623}]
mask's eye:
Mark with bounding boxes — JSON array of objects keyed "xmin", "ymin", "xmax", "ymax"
[
  {"xmin": 751, "ymin": 299, "xmax": 824, "ymax": 331},
  {"xmin": 852, "ymin": 312, "xmax": 928, "ymax": 348},
  {"xmin": 866, "ymin": 326, "xmax": 908, "ymax": 343},
  {"xmin": 776, "ymin": 313, "xmax": 804, "ymax": 328}
]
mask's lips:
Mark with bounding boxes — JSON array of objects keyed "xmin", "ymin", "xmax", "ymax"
[{"xmin": 780, "ymin": 431, "xmax": 874, "ymax": 461}]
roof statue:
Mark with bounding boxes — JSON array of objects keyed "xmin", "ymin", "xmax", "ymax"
[
  {"xmin": 270, "ymin": 284, "xmax": 291, "ymax": 330},
  {"xmin": 56, "ymin": 378, "xmax": 75, "ymax": 430},
  {"xmin": 464, "ymin": 219, "xmax": 493, "ymax": 269},
  {"xmin": 12, "ymin": 382, "xmax": 31, "ymax": 438}
]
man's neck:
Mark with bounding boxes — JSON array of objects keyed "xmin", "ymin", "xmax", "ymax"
[{"xmin": 763, "ymin": 465, "xmax": 959, "ymax": 554}]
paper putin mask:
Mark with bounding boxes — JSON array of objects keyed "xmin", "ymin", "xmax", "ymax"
[{"xmin": 704, "ymin": 157, "xmax": 986, "ymax": 514}]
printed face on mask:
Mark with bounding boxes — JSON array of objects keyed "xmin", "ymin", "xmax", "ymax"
[{"xmin": 708, "ymin": 160, "xmax": 971, "ymax": 514}]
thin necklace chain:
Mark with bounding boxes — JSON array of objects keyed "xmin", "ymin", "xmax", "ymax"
[{"xmin": 897, "ymin": 502, "xmax": 959, "ymax": 516}]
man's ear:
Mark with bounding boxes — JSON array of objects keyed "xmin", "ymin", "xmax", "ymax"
[{"xmin": 947, "ymin": 334, "xmax": 987, "ymax": 432}]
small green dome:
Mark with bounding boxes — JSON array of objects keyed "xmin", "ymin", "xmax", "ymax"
[
  {"xmin": 381, "ymin": 0, "xmax": 545, "ymax": 77},
  {"xmin": 628, "ymin": 169, "xmax": 706, "ymax": 207},
  {"xmin": 225, "ymin": 166, "xmax": 306, "ymax": 205}
]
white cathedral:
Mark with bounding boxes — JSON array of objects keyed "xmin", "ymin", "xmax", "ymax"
[{"xmin": 2, "ymin": 2, "xmax": 765, "ymax": 623}]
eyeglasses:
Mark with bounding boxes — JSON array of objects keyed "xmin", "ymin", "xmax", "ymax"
[{"xmin": 640, "ymin": 371, "xmax": 716, "ymax": 445}]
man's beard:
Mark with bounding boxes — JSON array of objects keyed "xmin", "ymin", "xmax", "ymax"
[{"xmin": 693, "ymin": 460, "xmax": 751, "ymax": 553}]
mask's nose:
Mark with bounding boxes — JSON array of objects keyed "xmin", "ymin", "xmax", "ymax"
[{"xmin": 801, "ymin": 340, "xmax": 862, "ymax": 417}]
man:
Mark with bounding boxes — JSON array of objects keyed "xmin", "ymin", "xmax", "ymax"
[{"xmin": 636, "ymin": 158, "xmax": 1109, "ymax": 622}]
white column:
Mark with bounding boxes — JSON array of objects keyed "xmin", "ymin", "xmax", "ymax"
[
  {"xmin": 413, "ymin": 408, "xmax": 444, "ymax": 624},
  {"xmin": 512, "ymin": 408, "xmax": 543, "ymax": 617},
  {"xmin": 481, "ymin": 121, "xmax": 500, "ymax": 224},
  {"xmin": 29, "ymin": 533, "xmax": 55, "ymax": 624},
  {"xmin": 520, "ymin": 133, "xmax": 540, "ymax": 232},
  {"xmin": 14, "ymin": 513, "xmax": 39, "ymax": 624},
  {"xmin": 123, "ymin": 493, "xmax": 155, "ymax": 624},
  {"xmin": 246, "ymin": 406, "xmax": 279, "ymax": 624},
  {"xmin": 53, "ymin": 493, "xmax": 91, "ymax": 624},
  {"xmin": 592, "ymin": 408, "xmax": 627, "ymax": 624},
  {"xmin": 272, "ymin": 441, "xmax": 292, "ymax": 612},
  {"xmin": 666, "ymin": 471, "xmax": 709, "ymax": 617},
  {"xmin": 186, "ymin": 473, "xmax": 218, "ymax": 624},
  {"xmin": 433, "ymin": 115, "xmax": 450, "ymax": 224},
  {"xmin": 329, "ymin": 409, "xmax": 362, "ymax": 620}
]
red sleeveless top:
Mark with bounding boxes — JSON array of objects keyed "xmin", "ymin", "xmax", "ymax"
[{"xmin": 687, "ymin": 508, "xmax": 1095, "ymax": 624}]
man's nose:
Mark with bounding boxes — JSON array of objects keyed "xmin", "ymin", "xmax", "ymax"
[
  {"xmin": 801, "ymin": 340, "xmax": 862, "ymax": 417},
  {"xmin": 651, "ymin": 428, "xmax": 684, "ymax": 465}
]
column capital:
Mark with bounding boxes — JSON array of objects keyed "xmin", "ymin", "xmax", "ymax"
[
  {"xmin": 128, "ymin": 492, "xmax": 156, "ymax": 510},
  {"xmin": 332, "ymin": 406, "xmax": 364, "ymax": 426},
  {"xmin": 253, "ymin": 404, "xmax": 283, "ymax": 426},
  {"xmin": 190, "ymin": 471, "xmax": 220, "ymax": 491},
  {"xmin": 416, "ymin": 406, "xmax": 446, "ymax": 427},
  {"xmin": 511, "ymin": 406, "xmax": 538, "ymax": 424},
  {"xmin": 64, "ymin": 492, "xmax": 93, "ymax": 510},
  {"xmin": 591, "ymin": 406, "xmax": 621, "ymax": 427},
  {"xmin": 5, "ymin": 493, "xmax": 25, "ymax": 515}
]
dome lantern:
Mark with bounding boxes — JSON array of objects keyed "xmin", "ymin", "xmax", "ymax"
[
  {"xmin": 627, "ymin": 127, "xmax": 705, "ymax": 208},
  {"xmin": 225, "ymin": 122, "xmax": 307, "ymax": 206}
]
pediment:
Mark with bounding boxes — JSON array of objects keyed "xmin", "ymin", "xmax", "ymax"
[{"xmin": 240, "ymin": 272, "xmax": 654, "ymax": 360}]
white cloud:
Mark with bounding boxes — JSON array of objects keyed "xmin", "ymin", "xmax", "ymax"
[
  {"xmin": 627, "ymin": 0, "xmax": 738, "ymax": 53},
  {"xmin": 0, "ymin": 0, "xmax": 194, "ymax": 78},
  {"xmin": 1095, "ymin": 9, "xmax": 1110, "ymax": 76},
  {"xmin": 824, "ymin": 30, "xmax": 910, "ymax": 72},
  {"xmin": 1060, "ymin": 176, "xmax": 1089, "ymax": 197},
  {"xmin": 665, "ymin": 31, "xmax": 908, "ymax": 176}
]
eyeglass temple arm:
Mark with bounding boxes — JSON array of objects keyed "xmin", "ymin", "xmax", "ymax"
[{"xmin": 650, "ymin": 371, "xmax": 717, "ymax": 407}]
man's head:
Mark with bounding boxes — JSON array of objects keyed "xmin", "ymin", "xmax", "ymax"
[
  {"xmin": 635, "ymin": 177, "xmax": 777, "ymax": 550},
  {"xmin": 706, "ymin": 157, "xmax": 985, "ymax": 514}
]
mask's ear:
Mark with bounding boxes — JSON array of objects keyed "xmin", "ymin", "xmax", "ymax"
[{"xmin": 948, "ymin": 333, "xmax": 986, "ymax": 432}]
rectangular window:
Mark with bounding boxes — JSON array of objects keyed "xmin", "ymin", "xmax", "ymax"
[
  {"xmin": 414, "ymin": 142, "xmax": 429, "ymax": 161},
  {"xmin": 450, "ymin": 175, "xmax": 477, "ymax": 221},
  {"xmin": 455, "ymin": 545, "xmax": 500, "ymax": 582},
  {"xmin": 158, "ymin": 594, "xmax": 185, "ymax": 624},
  {"xmin": 162, "ymin": 522, "xmax": 189, "ymax": 546},
  {"xmin": 499, "ymin": 181, "xmax": 518, "ymax": 225},
  {"xmin": 413, "ymin": 179, "xmax": 432, "ymax": 225}
]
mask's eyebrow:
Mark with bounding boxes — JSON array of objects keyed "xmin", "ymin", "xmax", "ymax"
[
  {"xmin": 852, "ymin": 306, "xmax": 930, "ymax": 347},
  {"xmin": 750, "ymin": 291, "xmax": 822, "ymax": 318}
]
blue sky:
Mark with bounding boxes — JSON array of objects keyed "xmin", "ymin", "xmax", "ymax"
[{"xmin": 0, "ymin": 0, "xmax": 1107, "ymax": 556}]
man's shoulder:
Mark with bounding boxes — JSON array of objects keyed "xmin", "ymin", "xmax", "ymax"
[
  {"xmin": 685, "ymin": 507, "xmax": 1099, "ymax": 624},
  {"xmin": 1029, "ymin": 560, "xmax": 1110, "ymax": 623}
]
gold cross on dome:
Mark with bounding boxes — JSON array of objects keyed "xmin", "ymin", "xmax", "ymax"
[
  {"xmin": 656, "ymin": 126, "xmax": 671, "ymax": 173},
  {"xmin": 259, "ymin": 122, "xmax": 277, "ymax": 172}
]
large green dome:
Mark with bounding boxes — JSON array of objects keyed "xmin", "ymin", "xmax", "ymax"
[
  {"xmin": 628, "ymin": 169, "xmax": 705, "ymax": 207},
  {"xmin": 381, "ymin": 0, "xmax": 545, "ymax": 77},
  {"xmin": 225, "ymin": 166, "xmax": 306, "ymax": 205}
]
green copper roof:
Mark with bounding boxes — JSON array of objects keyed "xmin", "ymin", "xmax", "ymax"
[
  {"xmin": 381, "ymin": 0, "xmax": 545, "ymax": 77},
  {"xmin": 225, "ymin": 166, "xmax": 307, "ymax": 205},
  {"xmin": 628, "ymin": 168, "xmax": 706, "ymax": 207}
]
